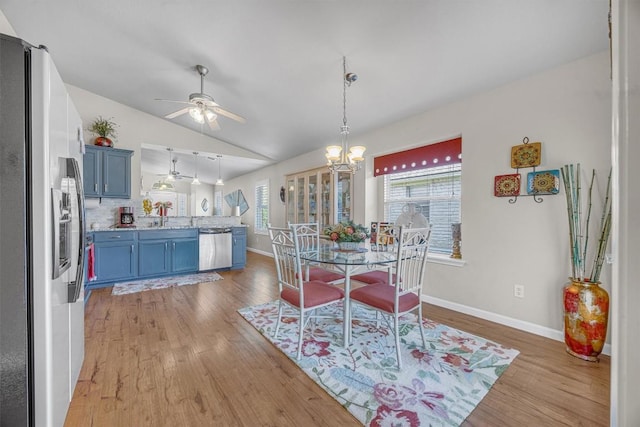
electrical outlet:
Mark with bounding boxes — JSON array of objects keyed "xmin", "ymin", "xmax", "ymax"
[{"xmin": 514, "ymin": 284, "xmax": 525, "ymax": 298}]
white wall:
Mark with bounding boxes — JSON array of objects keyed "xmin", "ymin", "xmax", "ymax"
[
  {"xmin": 0, "ymin": 9, "xmax": 16, "ymax": 36},
  {"xmin": 228, "ymin": 51, "xmax": 612, "ymax": 336}
]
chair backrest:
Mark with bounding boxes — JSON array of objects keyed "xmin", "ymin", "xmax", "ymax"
[
  {"xmin": 393, "ymin": 226, "xmax": 431, "ymax": 295},
  {"xmin": 268, "ymin": 225, "xmax": 305, "ymax": 293},
  {"xmin": 287, "ymin": 222, "xmax": 320, "ymax": 256}
]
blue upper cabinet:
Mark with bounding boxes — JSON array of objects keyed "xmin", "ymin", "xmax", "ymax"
[{"xmin": 84, "ymin": 145, "xmax": 133, "ymax": 198}]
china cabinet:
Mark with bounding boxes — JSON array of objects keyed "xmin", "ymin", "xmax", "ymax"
[{"xmin": 285, "ymin": 167, "xmax": 353, "ymax": 229}]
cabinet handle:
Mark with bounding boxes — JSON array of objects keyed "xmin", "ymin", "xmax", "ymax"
[
  {"xmin": 94, "ymin": 183, "xmax": 98, "ymax": 192},
  {"xmin": 130, "ymin": 244, "xmax": 134, "ymax": 253},
  {"xmin": 165, "ymin": 242, "xmax": 168, "ymax": 251},
  {"xmin": 110, "ymin": 235, "xmax": 121, "ymax": 239},
  {"xmin": 173, "ymin": 242, "xmax": 176, "ymax": 250},
  {"xmin": 104, "ymin": 184, "xmax": 108, "ymax": 192}
]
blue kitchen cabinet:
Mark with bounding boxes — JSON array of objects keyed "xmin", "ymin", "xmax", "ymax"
[
  {"xmin": 84, "ymin": 145, "xmax": 133, "ymax": 198},
  {"xmin": 138, "ymin": 239, "xmax": 171, "ymax": 277},
  {"xmin": 172, "ymin": 238, "xmax": 199, "ymax": 273},
  {"xmin": 231, "ymin": 227, "xmax": 247, "ymax": 270},
  {"xmin": 91, "ymin": 231, "xmax": 137, "ymax": 284},
  {"xmin": 138, "ymin": 229, "xmax": 198, "ymax": 276}
]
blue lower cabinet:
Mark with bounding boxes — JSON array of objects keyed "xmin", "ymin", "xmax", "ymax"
[
  {"xmin": 92, "ymin": 231, "xmax": 137, "ymax": 284},
  {"xmin": 231, "ymin": 227, "xmax": 247, "ymax": 270},
  {"xmin": 138, "ymin": 240, "xmax": 171, "ymax": 276},
  {"xmin": 172, "ymin": 238, "xmax": 199, "ymax": 273},
  {"xmin": 138, "ymin": 229, "xmax": 199, "ymax": 277},
  {"xmin": 90, "ymin": 229, "xmax": 199, "ymax": 286}
]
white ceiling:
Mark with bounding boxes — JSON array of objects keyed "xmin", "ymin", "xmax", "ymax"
[{"xmin": 1, "ymin": 1, "xmax": 609, "ymax": 181}]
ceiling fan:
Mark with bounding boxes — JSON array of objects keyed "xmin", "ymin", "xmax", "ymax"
[
  {"xmin": 156, "ymin": 149, "xmax": 192, "ymax": 180},
  {"xmin": 157, "ymin": 64, "xmax": 246, "ymax": 131}
]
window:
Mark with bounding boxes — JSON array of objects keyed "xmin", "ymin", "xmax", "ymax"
[
  {"xmin": 255, "ymin": 179, "xmax": 269, "ymax": 234},
  {"xmin": 214, "ymin": 190, "xmax": 223, "ymax": 216},
  {"xmin": 377, "ymin": 137, "xmax": 462, "ymax": 255}
]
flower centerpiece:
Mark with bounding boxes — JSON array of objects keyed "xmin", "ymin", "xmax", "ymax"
[
  {"xmin": 154, "ymin": 201, "xmax": 172, "ymax": 217},
  {"xmin": 323, "ymin": 220, "xmax": 369, "ymax": 250},
  {"xmin": 560, "ymin": 164, "xmax": 612, "ymax": 361}
]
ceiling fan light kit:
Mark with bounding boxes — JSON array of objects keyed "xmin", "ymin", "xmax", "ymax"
[
  {"xmin": 158, "ymin": 64, "xmax": 245, "ymax": 130},
  {"xmin": 326, "ymin": 57, "xmax": 366, "ymax": 174}
]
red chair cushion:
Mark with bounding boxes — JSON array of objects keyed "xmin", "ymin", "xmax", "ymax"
[
  {"xmin": 282, "ymin": 281, "xmax": 345, "ymax": 308},
  {"xmin": 350, "ymin": 283, "xmax": 419, "ymax": 313},
  {"xmin": 308, "ymin": 267, "xmax": 345, "ymax": 283},
  {"xmin": 351, "ymin": 270, "xmax": 396, "ymax": 285}
]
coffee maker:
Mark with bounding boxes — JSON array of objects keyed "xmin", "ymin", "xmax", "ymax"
[{"xmin": 117, "ymin": 207, "xmax": 135, "ymax": 228}]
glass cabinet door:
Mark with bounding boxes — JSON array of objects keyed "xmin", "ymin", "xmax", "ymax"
[
  {"xmin": 308, "ymin": 174, "xmax": 317, "ymax": 223},
  {"xmin": 320, "ymin": 171, "xmax": 331, "ymax": 230},
  {"xmin": 336, "ymin": 171, "xmax": 352, "ymax": 223},
  {"xmin": 285, "ymin": 166, "xmax": 353, "ymax": 227},
  {"xmin": 286, "ymin": 178, "xmax": 295, "ymax": 225},
  {"xmin": 296, "ymin": 176, "xmax": 306, "ymax": 223}
]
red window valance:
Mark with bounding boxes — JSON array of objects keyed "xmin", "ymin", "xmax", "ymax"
[{"xmin": 373, "ymin": 137, "xmax": 462, "ymax": 177}]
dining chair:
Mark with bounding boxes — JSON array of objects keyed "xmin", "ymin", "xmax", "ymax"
[
  {"xmin": 287, "ymin": 222, "xmax": 345, "ymax": 284},
  {"xmin": 349, "ymin": 226, "xmax": 431, "ymax": 370},
  {"xmin": 352, "ymin": 222, "xmax": 399, "ymax": 285},
  {"xmin": 268, "ymin": 226, "xmax": 345, "ymax": 360}
]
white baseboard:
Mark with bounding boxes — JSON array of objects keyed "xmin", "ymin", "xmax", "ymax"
[
  {"xmin": 247, "ymin": 247, "xmax": 273, "ymax": 257},
  {"xmin": 422, "ymin": 295, "xmax": 611, "ymax": 356}
]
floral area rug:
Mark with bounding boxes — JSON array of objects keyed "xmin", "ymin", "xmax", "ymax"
[
  {"xmin": 238, "ymin": 301, "xmax": 519, "ymax": 426},
  {"xmin": 111, "ymin": 272, "xmax": 223, "ymax": 296}
]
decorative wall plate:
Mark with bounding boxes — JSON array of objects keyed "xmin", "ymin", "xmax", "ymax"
[
  {"xmin": 494, "ymin": 173, "xmax": 521, "ymax": 197},
  {"xmin": 511, "ymin": 142, "xmax": 542, "ymax": 168},
  {"xmin": 527, "ymin": 169, "xmax": 560, "ymax": 195}
]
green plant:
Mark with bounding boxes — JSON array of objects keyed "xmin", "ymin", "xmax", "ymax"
[
  {"xmin": 88, "ymin": 116, "xmax": 118, "ymax": 138},
  {"xmin": 323, "ymin": 220, "xmax": 369, "ymax": 243},
  {"xmin": 560, "ymin": 164, "xmax": 612, "ymax": 283}
]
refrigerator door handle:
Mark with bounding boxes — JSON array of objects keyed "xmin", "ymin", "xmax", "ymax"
[{"xmin": 67, "ymin": 157, "xmax": 86, "ymax": 303}]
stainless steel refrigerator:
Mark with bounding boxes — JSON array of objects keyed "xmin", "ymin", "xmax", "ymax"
[{"xmin": 0, "ymin": 34, "xmax": 86, "ymax": 426}]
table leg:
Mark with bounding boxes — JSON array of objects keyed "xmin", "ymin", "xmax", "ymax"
[{"xmin": 343, "ymin": 268, "xmax": 351, "ymax": 347}]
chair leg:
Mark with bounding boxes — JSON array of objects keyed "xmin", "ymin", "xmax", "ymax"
[
  {"xmin": 274, "ymin": 300, "xmax": 283, "ymax": 338},
  {"xmin": 417, "ymin": 304, "xmax": 427, "ymax": 349},
  {"xmin": 394, "ymin": 313, "xmax": 402, "ymax": 370},
  {"xmin": 297, "ymin": 309, "xmax": 305, "ymax": 360}
]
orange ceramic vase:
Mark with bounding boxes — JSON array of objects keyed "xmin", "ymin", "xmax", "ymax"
[
  {"xmin": 94, "ymin": 136, "xmax": 112, "ymax": 147},
  {"xmin": 563, "ymin": 280, "xmax": 609, "ymax": 362}
]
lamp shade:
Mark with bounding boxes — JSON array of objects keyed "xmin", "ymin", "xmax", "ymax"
[
  {"xmin": 348, "ymin": 146, "xmax": 366, "ymax": 162},
  {"xmin": 326, "ymin": 145, "xmax": 342, "ymax": 161}
]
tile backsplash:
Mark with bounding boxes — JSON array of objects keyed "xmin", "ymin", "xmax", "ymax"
[{"xmin": 85, "ymin": 197, "xmax": 241, "ymax": 230}]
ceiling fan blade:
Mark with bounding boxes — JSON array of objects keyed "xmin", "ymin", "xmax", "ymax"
[
  {"xmin": 155, "ymin": 98, "xmax": 191, "ymax": 104},
  {"xmin": 207, "ymin": 117, "xmax": 221, "ymax": 131},
  {"xmin": 165, "ymin": 107, "xmax": 190, "ymax": 119},
  {"xmin": 212, "ymin": 106, "xmax": 246, "ymax": 123}
]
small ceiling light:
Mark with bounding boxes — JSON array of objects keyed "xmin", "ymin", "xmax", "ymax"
[
  {"xmin": 152, "ymin": 180, "xmax": 175, "ymax": 191},
  {"xmin": 215, "ymin": 154, "xmax": 224, "ymax": 186},
  {"xmin": 192, "ymin": 152, "xmax": 201, "ymax": 185},
  {"xmin": 326, "ymin": 56, "xmax": 365, "ymax": 174}
]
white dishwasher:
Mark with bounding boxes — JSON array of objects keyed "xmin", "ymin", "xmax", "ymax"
[{"xmin": 199, "ymin": 228, "xmax": 233, "ymax": 271}]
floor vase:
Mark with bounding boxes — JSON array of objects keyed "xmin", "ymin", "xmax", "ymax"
[{"xmin": 563, "ymin": 280, "xmax": 609, "ymax": 361}]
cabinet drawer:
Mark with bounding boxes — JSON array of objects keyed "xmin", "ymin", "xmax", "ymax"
[
  {"xmin": 139, "ymin": 229, "xmax": 197, "ymax": 240},
  {"xmin": 93, "ymin": 231, "xmax": 136, "ymax": 242}
]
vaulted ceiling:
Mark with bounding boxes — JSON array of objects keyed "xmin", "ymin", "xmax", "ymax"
[{"xmin": 1, "ymin": 0, "xmax": 609, "ymax": 181}]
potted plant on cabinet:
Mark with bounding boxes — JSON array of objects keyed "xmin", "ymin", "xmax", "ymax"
[
  {"xmin": 560, "ymin": 164, "xmax": 612, "ymax": 362},
  {"xmin": 88, "ymin": 116, "xmax": 118, "ymax": 147}
]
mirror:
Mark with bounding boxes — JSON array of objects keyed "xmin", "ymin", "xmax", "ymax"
[
  {"xmin": 140, "ymin": 143, "xmax": 272, "ymax": 216},
  {"xmin": 140, "ymin": 145, "xmax": 221, "ymax": 217}
]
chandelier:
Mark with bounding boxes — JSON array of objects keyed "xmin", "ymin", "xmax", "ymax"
[{"xmin": 326, "ymin": 56, "xmax": 366, "ymax": 174}]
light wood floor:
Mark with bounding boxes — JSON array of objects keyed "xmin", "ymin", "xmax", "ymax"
[{"xmin": 65, "ymin": 252, "xmax": 610, "ymax": 426}]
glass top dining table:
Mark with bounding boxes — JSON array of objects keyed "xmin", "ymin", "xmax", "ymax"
[{"xmin": 299, "ymin": 247, "xmax": 398, "ymax": 347}]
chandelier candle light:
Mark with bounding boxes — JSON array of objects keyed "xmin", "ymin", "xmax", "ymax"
[{"xmin": 326, "ymin": 57, "xmax": 366, "ymax": 174}]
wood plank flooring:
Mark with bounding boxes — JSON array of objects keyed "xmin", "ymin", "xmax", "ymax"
[{"xmin": 65, "ymin": 252, "xmax": 610, "ymax": 426}]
